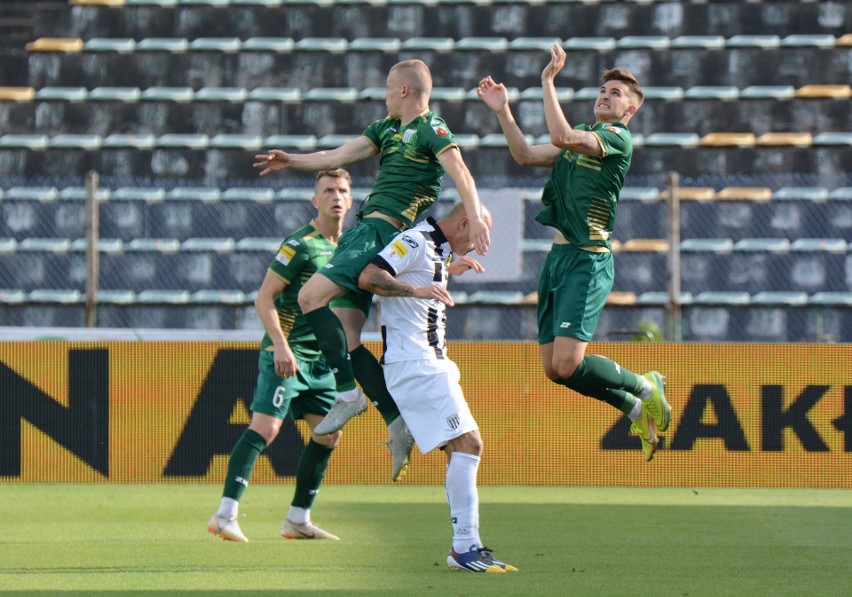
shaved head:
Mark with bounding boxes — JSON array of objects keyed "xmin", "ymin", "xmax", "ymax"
[{"xmin": 390, "ymin": 59, "xmax": 433, "ymax": 98}]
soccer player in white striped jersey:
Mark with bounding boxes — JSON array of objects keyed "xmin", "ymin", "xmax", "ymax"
[{"xmin": 358, "ymin": 203, "xmax": 517, "ymax": 573}]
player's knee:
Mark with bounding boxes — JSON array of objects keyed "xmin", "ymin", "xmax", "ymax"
[
  {"xmin": 552, "ymin": 358, "xmax": 580, "ymax": 380},
  {"xmin": 312, "ymin": 429, "xmax": 341, "ymax": 448}
]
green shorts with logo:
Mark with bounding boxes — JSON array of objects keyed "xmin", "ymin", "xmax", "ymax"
[
  {"xmin": 322, "ymin": 217, "xmax": 402, "ymax": 315},
  {"xmin": 250, "ymin": 350, "xmax": 337, "ymax": 420},
  {"xmin": 537, "ymin": 242, "xmax": 614, "ymax": 344}
]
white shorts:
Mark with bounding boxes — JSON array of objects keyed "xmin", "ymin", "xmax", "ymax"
[{"xmin": 383, "ymin": 358, "xmax": 478, "ymax": 454}]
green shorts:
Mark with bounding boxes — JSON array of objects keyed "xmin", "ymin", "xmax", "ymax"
[
  {"xmin": 537, "ymin": 242, "xmax": 614, "ymax": 344},
  {"xmin": 322, "ymin": 217, "xmax": 401, "ymax": 315},
  {"xmin": 250, "ymin": 350, "xmax": 337, "ymax": 420}
]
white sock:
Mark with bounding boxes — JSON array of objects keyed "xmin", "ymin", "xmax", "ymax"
[
  {"xmin": 217, "ymin": 497, "xmax": 239, "ymax": 519},
  {"xmin": 337, "ymin": 387, "xmax": 360, "ymax": 403},
  {"xmin": 446, "ymin": 451, "xmax": 482, "ymax": 553},
  {"xmin": 637, "ymin": 376, "xmax": 652, "ymax": 400},
  {"xmin": 287, "ymin": 506, "xmax": 309, "ymax": 524},
  {"xmin": 627, "ymin": 399, "xmax": 643, "ymax": 422}
]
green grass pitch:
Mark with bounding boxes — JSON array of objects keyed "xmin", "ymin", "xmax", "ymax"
[{"xmin": 0, "ymin": 484, "xmax": 849, "ymax": 595}]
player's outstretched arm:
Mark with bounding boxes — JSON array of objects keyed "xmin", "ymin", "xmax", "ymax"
[
  {"xmin": 477, "ymin": 76, "xmax": 560, "ymax": 168},
  {"xmin": 254, "ymin": 137, "xmax": 377, "ymax": 176},
  {"xmin": 438, "ymin": 149, "xmax": 490, "ymax": 256},
  {"xmin": 359, "ymin": 264, "xmax": 455, "ymax": 306}
]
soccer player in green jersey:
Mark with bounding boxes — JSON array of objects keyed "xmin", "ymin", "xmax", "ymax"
[
  {"xmin": 478, "ymin": 44, "xmax": 671, "ymax": 461},
  {"xmin": 253, "ymin": 59, "xmax": 490, "ymax": 478},
  {"xmin": 208, "ymin": 169, "xmax": 353, "ymax": 543}
]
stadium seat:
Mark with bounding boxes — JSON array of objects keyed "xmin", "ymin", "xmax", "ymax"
[
  {"xmin": 27, "ymin": 289, "xmax": 82, "ymax": 303},
  {"xmin": 293, "ymin": 38, "xmax": 347, "ymax": 53},
  {"xmin": 812, "ymin": 132, "xmax": 852, "ymax": 146},
  {"xmin": 794, "ymin": 85, "xmax": 851, "ymax": 99},
  {"xmin": 699, "ymin": 133, "xmax": 756, "ymax": 147},
  {"xmin": 455, "ymin": 38, "xmax": 508, "ymax": 52},
  {"xmin": 636, "ymin": 292, "xmax": 693, "ymax": 306},
  {"xmin": 780, "ymin": 34, "xmax": 837, "ymax": 48},
  {"xmin": 518, "ymin": 88, "xmax": 574, "ymax": 102},
  {"xmin": 725, "ymin": 35, "xmax": 780, "ymax": 49},
  {"xmin": 772, "ymin": 187, "xmax": 830, "ymax": 202},
  {"xmin": 69, "ymin": 238, "xmax": 124, "ymax": 253},
  {"xmin": 25, "ymin": 38, "xmax": 83, "ymax": 53},
  {"xmin": 88, "ymin": 87, "xmax": 141, "ymax": 102},
  {"xmin": 808, "ymin": 292, "xmax": 852, "ymax": 307},
  {"xmin": 693, "ymin": 292, "xmax": 750, "ymax": 306},
  {"xmin": 717, "ymin": 187, "xmax": 772, "ymax": 201},
  {"xmin": 247, "ymin": 87, "xmax": 300, "ymax": 102},
  {"xmin": 58, "ymin": 187, "xmax": 111, "ymax": 201},
  {"xmin": 181, "ymin": 238, "xmax": 235, "ymax": 256},
  {"xmin": 136, "ymin": 290, "xmax": 190, "ymax": 304},
  {"xmin": 684, "ymin": 86, "xmax": 739, "ymax": 100},
  {"xmin": 4, "ymin": 187, "xmax": 59, "ymax": 201},
  {"xmin": 165, "ymin": 187, "xmax": 221, "ymax": 201},
  {"xmin": 34, "ymin": 87, "xmax": 87, "ymax": 101},
  {"xmin": 155, "ymin": 134, "xmax": 210, "ymax": 148},
  {"xmin": 757, "ymin": 133, "xmax": 813, "ymax": 147},
  {"xmin": 0, "ymin": 135, "xmax": 49, "ymax": 149},
  {"xmin": 739, "ymin": 86, "xmax": 796, "ymax": 100},
  {"xmin": 241, "ymin": 37, "xmax": 295, "ymax": 52},
  {"xmin": 400, "ymin": 38, "xmax": 454, "ymax": 52},
  {"xmin": 102, "ymin": 134, "xmax": 156, "ymax": 148},
  {"xmin": 127, "ymin": 238, "xmax": 180, "ymax": 252},
  {"xmin": 83, "ymin": 38, "xmax": 136, "ymax": 53},
  {"xmin": 467, "ymin": 291, "xmax": 525, "ymax": 305},
  {"xmin": 96, "ymin": 290, "xmax": 137, "ymax": 305},
  {"xmin": 222, "ymin": 188, "xmax": 274, "ymax": 202},
  {"xmin": 49, "ymin": 134, "xmax": 102, "ymax": 150},
  {"xmin": 680, "ymin": 239, "xmax": 734, "ymax": 253},
  {"xmin": 734, "ymin": 238, "xmax": 790, "ymax": 253},
  {"xmin": 0, "ymin": 289, "xmax": 26, "ymax": 304},
  {"xmin": 188, "ymin": 38, "xmax": 241, "ymax": 53},
  {"xmin": 136, "ymin": 38, "xmax": 189, "ymax": 53},
  {"xmin": 616, "ymin": 36, "xmax": 670, "ymax": 50},
  {"xmin": 140, "ymin": 87, "xmax": 194, "ymax": 102},
  {"xmin": 0, "ymin": 87, "xmax": 35, "ymax": 101},
  {"xmin": 195, "ymin": 87, "xmax": 248, "ymax": 102},
  {"xmin": 190, "ymin": 290, "xmax": 247, "ymax": 304},
  {"xmin": 348, "ymin": 38, "xmax": 400, "ymax": 52},
  {"xmin": 112, "ymin": 187, "xmax": 166, "ymax": 202},
  {"xmin": 430, "ymin": 88, "xmax": 467, "ymax": 102},
  {"xmin": 670, "ymin": 35, "xmax": 725, "ymax": 49},
  {"xmin": 619, "ymin": 187, "xmax": 661, "ymax": 201},
  {"xmin": 236, "ymin": 237, "xmax": 280, "ymax": 252},
  {"xmin": 642, "ymin": 87, "xmax": 683, "ymax": 101},
  {"xmin": 564, "ymin": 37, "xmax": 616, "ymax": 51},
  {"xmin": 643, "ymin": 133, "xmax": 700, "ymax": 148},
  {"xmin": 507, "ymin": 38, "xmax": 561, "ymax": 52},
  {"xmin": 302, "ymin": 88, "xmax": 358, "ymax": 102},
  {"xmin": 209, "ymin": 134, "xmax": 263, "ymax": 150},
  {"xmin": 790, "ymin": 239, "xmax": 847, "ymax": 253},
  {"xmin": 828, "ymin": 187, "xmax": 852, "ymax": 201}
]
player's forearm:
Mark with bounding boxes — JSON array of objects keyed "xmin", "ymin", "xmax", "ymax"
[
  {"xmin": 361, "ymin": 268, "xmax": 416, "ymax": 297},
  {"xmin": 254, "ymin": 296, "xmax": 288, "ymax": 347},
  {"xmin": 541, "ymin": 80, "xmax": 575, "ymax": 146}
]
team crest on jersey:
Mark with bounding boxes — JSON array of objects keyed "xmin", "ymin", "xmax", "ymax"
[
  {"xmin": 605, "ymin": 126, "xmax": 622, "ymax": 134},
  {"xmin": 275, "ymin": 245, "xmax": 297, "ymax": 265},
  {"xmin": 389, "ymin": 240, "xmax": 408, "ymax": 258},
  {"xmin": 446, "ymin": 413, "xmax": 460, "ymax": 430},
  {"xmin": 433, "ymin": 125, "xmax": 449, "ymax": 137},
  {"xmin": 402, "ymin": 129, "xmax": 416, "ymax": 143}
]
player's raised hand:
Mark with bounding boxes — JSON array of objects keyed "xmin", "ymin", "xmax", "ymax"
[
  {"xmin": 542, "ymin": 43, "xmax": 567, "ymax": 82},
  {"xmin": 412, "ymin": 284, "xmax": 455, "ymax": 307},
  {"xmin": 253, "ymin": 149, "xmax": 290, "ymax": 176},
  {"xmin": 469, "ymin": 216, "xmax": 491, "ymax": 256},
  {"xmin": 448, "ymin": 255, "xmax": 484, "ymax": 277},
  {"xmin": 477, "ymin": 76, "xmax": 509, "ymax": 113}
]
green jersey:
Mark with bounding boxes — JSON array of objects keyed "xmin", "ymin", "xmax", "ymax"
[
  {"xmin": 360, "ymin": 111, "xmax": 458, "ymax": 226},
  {"xmin": 535, "ymin": 121, "xmax": 633, "ymax": 251},
  {"xmin": 260, "ymin": 221, "xmax": 336, "ymax": 359}
]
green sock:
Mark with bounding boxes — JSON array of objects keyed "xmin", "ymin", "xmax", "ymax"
[
  {"xmin": 222, "ymin": 429, "xmax": 267, "ymax": 501},
  {"xmin": 557, "ymin": 355, "xmax": 644, "ymax": 415},
  {"xmin": 351, "ymin": 344, "xmax": 401, "ymax": 425},
  {"xmin": 291, "ymin": 439, "xmax": 334, "ymax": 509},
  {"xmin": 304, "ymin": 307, "xmax": 356, "ymax": 392}
]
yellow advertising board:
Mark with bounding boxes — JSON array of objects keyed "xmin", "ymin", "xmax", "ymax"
[{"xmin": 0, "ymin": 341, "xmax": 849, "ymax": 487}]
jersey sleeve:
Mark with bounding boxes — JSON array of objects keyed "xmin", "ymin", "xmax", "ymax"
[
  {"xmin": 374, "ymin": 231, "xmax": 426, "ymax": 277},
  {"xmin": 268, "ymin": 237, "xmax": 308, "ymax": 283},
  {"xmin": 420, "ymin": 115, "xmax": 458, "ymax": 157},
  {"xmin": 361, "ymin": 118, "xmax": 384, "ymax": 151},
  {"xmin": 593, "ymin": 124, "xmax": 633, "ymax": 158}
]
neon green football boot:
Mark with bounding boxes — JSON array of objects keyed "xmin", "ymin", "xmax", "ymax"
[
  {"xmin": 642, "ymin": 371, "xmax": 671, "ymax": 432},
  {"xmin": 630, "ymin": 405, "xmax": 658, "ymax": 462}
]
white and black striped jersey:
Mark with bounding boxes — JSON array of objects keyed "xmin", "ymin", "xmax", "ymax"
[{"xmin": 371, "ymin": 216, "xmax": 451, "ymax": 364}]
